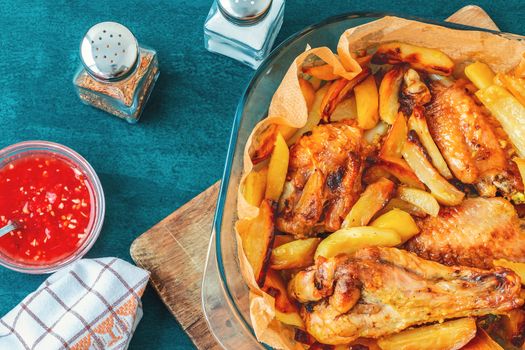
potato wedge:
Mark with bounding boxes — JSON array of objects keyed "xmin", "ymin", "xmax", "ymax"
[
  {"xmin": 331, "ymin": 95, "xmax": 357, "ymax": 122},
  {"xmin": 303, "ymin": 64, "xmax": 340, "ymax": 81},
  {"xmin": 381, "ymin": 198, "xmax": 427, "ymax": 218},
  {"xmin": 270, "ymin": 238, "xmax": 320, "ymax": 270},
  {"xmin": 265, "ymin": 133, "xmax": 290, "ymax": 202},
  {"xmin": 243, "ymin": 167, "xmax": 268, "ymax": 207},
  {"xmin": 380, "ymin": 112, "xmax": 407, "ymax": 159},
  {"xmin": 288, "ymin": 84, "xmax": 329, "ymax": 145},
  {"xmin": 364, "ymin": 157, "xmax": 425, "ymax": 190},
  {"xmin": 494, "ymin": 72, "xmax": 525, "ymax": 107},
  {"xmin": 342, "ymin": 178, "xmax": 395, "ymax": 228},
  {"xmin": 462, "ymin": 328, "xmax": 503, "ymax": 350},
  {"xmin": 379, "ymin": 66, "xmax": 404, "ymax": 124},
  {"xmin": 355, "ymin": 75, "xmax": 380, "ymax": 129},
  {"xmin": 299, "ymin": 78, "xmax": 316, "ymax": 111},
  {"xmin": 315, "ymin": 226, "xmax": 401, "ymax": 259},
  {"xmin": 476, "ymin": 85, "xmax": 525, "ymax": 158},
  {"xmin": 378, "ymin": 318, "xmax": 476, "ymax": 350},
  {"xmin": 465, "ymin": 61, "xmax": 496, "ymax": 90},
  {"xmin": 493, "ymin": 259, "xmax": 525, "ymax": 284},
  {"xmin": 249, "ymin": 123, "xmax": 295, "ymax": 164},
  {"xmin": 371, "ymin": 208, "xmax": 419, "ymax": 242},
  {"xmin": 402, "ymin": 139, "xmax": 464, "ymax": 206},
  {"xmin": 263, "ymin": 269, "xmax": 304, "ymax": 329},
  {"xmin": 320, "ymin": 69, "xmax": 370, "ymax": 123},
  {"xmin": 237, "ymin": 200, "xmax": 275, "ymax": 287},
  {"xmin": 372, "ymin": 42, "xmax": 454, "ymax": 76},
  {"xmin": 408, "ymin": 107, "xmax": 452, "ymax": 179},
  {"xmin": 397, "ymin": 186, "xmax": 440, "ymax": 217}
]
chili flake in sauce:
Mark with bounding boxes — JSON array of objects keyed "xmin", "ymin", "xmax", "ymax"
[{"xmin": 0, "ymin": 154, "xmax": 93, "ymax": 264}]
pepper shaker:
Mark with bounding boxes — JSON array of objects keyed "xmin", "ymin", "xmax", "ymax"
[
  {"xmin": 204, "ymin": 0, "xmax": 285, "ymax": 69},
  {"xmin": 73, "ymin": 22, "xmax": 160, "ymax": 123}
]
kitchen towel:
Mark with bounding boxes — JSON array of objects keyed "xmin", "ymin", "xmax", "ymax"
[{"xmin": 0, "ymin": 258, "xmax": 149, "ymax": 350}]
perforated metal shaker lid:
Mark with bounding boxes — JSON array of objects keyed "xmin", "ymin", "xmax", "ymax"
[
  {"xmin": 217, "ymin": 0, "xmax": 272, "ymax": 25},
  {"xmin": 80, "ymin": 22, "xmax": 139, "ymax": 81}
]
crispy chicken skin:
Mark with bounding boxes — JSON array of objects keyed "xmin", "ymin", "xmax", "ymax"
[
  {"xmin": 289, "ymin": 247, "xmax": 523, "ymax": 345},
  {"xmin": 405, "ymin": 197, "xmax": 525, "ymax": 269},
  {"xmin": 426, "ymin": 79, "xmax": 521, "ymax": 196},
  {"xmin": 276, "ymin": 122, "xmax": 363, "ymax": 238}
]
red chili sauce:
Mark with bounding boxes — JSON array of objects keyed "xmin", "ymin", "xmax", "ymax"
[{"xmin": 0, "ymin": 154, "xmax": 93, "ymax": 264}]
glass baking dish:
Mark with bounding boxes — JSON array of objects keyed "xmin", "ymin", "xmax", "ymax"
[{"xmin": 201, "ymin": 12, "xmax": 509, "ymax": 350}]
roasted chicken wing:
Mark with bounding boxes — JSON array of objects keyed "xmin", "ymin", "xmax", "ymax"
[
  {"xmin": 276, "ymin": 122, "xmax": 364, "ymax": 238},
  {"xmin": 405, "ymin": 197, "xmax": 525, "ymax": 269},
  {"xmin": 289, "ymin": 247, "xmax": 522, "ymax": 345},
  {"xmin": 425, "ymin": 79, "xmax": 522, "ymax": 197}
]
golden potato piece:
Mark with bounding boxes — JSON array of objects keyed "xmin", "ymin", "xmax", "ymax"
[
  {"xmin": 381, "ymin": 198, "xmax": 427, "ymax": 218},
  {"xmin": 465, "ymin": 61, "xmax": 495, "ymax": 90},
  {"xmin": 372, "ymin": 42, "xmax": 454, "ymax": 76},
  {"xmin": 397, "ymin": 186, "xmax": 440, "ymax": 217},
  {"xmin": 299, "ymin": 78, "xmax": 316, "ymax": 111},
  {"xmin": 402, "ymin": 139, "xmax": 464, "ymax": 206},
  {"xmin": 408, "ymin": 107, "xmax": 452, "ymax": 179},
  {"xmin": 243, "ymin": 167, "xmax": 268, "ymax": 207},
  {"xmin": 371, "ymin": 208, "xmax": 419, "ymax": 243},
  {"xmin": 342, "ymin": 178, "xmax": 395, "ymax": 228},
  {"xmin": 288, "ymin": 84, "xmax": 329, "ymax": 145},
  {"xmin": 380, "ymin": 112, "xmax": 407, "ymax": 159},
  {"xmin": 493, "ymin": 259, "xmax": 525, "ymax": 284},
  {"xmin": 495, "ymin": 72, "xmax": 525, "ymax": 107},
  {"xmin": 462, "ymin": 329, "xmax": 503, "ymax": 350},
  {"xmin": 314, "ymin": 226, "xmax": 401, "ymax": 259},
  {"xmin": 249, "ymin": 123, "xmax": 295, "ymax": 164},
  {"xmin": 263, "ymin": 269, "xmax": 304, "ymax": 329},
  {"xmin": 265, "ymin": 133, "xmax": 290, "ymax": 202},
  {"xmin": 303, "ymin": 64, "xmax": 340, "ymax": 81},
  {"xmin": 377, "ymin": 318, "xmax": 477, "ymax": 350},
  {"xmin": 355, "ymin": 75, "xmax": 380, "ymax": 129},
  {"xmin": 320, "ymin": 69, "xmax": 370, "ymax": 123},
  {"xmin": 364, "ymin": 157, "xmax": 425, "ymax": 190},
  {"xmin": 476, "ymin": 85, "xmax": 525, "ymax": 158},
  {"xmin": 270, "ymin": 238, "xmax": 320, "ymax": 270},
  {"xmin": 379, "ymin": 66, "xmax": 404, "ymax": 124},
  {"xmin": 331, "ymin": 95, "xmax": 357, "ymax": 122},
  {"xmin": 237, "ymin": 200, "xmax": 275, "ymax": 287}
]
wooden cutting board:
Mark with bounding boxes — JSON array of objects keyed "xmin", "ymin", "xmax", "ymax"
[{"xmin": 130, "ymin": 6, "xmax": 499, "ymax": 349}]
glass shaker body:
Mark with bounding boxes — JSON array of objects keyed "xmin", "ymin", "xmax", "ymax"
[
  {"xmin": 73, "ymin": 22, "xmax": 159, "ymax": 124},
  {"xmin": 204, "ymin": 0, "xmax": 285, "ymax": 69}
]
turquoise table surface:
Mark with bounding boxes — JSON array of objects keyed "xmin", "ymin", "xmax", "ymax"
[{"xmin": 0, "ymin": 1, "xmax": 524, "ymax": 349}]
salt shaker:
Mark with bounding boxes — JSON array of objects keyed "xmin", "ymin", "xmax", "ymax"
[
  {"xmin": 204, "ymin": 0, "xmax": 285, "ymax": 69},
  {"xmin": 73, "ymin": 22, "xmax": 160, "ymax": 123}
]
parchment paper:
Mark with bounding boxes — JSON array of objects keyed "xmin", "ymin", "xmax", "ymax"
[{"xmin": 235, "ymin": 16, "xmax": 525, "ymax": 350}]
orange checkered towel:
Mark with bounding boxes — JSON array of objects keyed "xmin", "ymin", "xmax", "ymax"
[{"xmin": 0, "ymin": 258, "xmax": 149, "ymax": 349}]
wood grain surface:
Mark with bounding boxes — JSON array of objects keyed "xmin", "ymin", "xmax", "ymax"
[{"xmin": 130, "ymin": 7, "xmax": 500, "ymax": 349}]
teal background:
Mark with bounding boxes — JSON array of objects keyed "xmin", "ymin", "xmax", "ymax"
[{"xmin": 0, "ymin": 1, "xmax": 523, "ymax": 349}]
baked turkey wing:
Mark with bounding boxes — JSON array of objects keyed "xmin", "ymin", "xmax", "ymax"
[
  {"xmin": 289, "ymin": 247, "xmax": 522, "ymax": 345},
  {"xmin": 405, "ymin": 197, "xmax": 525, "ymax": 269},
  {"xmin": 276, "ymin": 122, "xmax": 364, "ymax": 238},
  {"xmin": 425, "ymin": 80, "xmax": 521, "ymax": 197}
]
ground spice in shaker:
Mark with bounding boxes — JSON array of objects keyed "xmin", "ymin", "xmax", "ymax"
[{"xmin": 73, "ymin": 22, "xmax": 159, "ymax": 123}]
